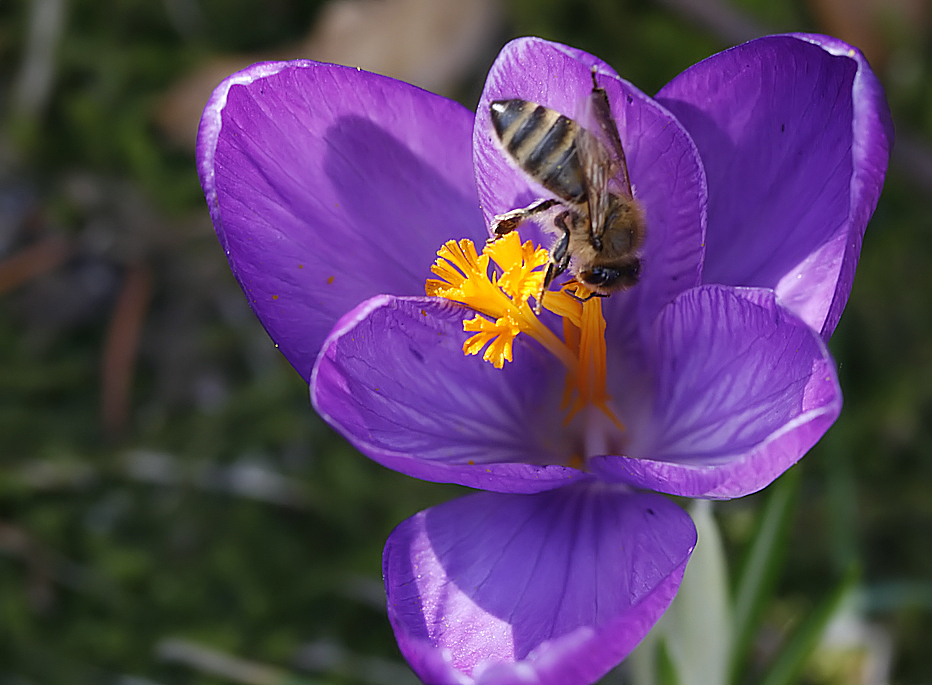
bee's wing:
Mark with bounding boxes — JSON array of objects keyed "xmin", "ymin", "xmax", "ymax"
[
  {"xmin": 580, "ymin": 73, "xmax": 633, "ymax": 199},
  {"xmin": 576, "ymin": 128, "xmax": 613, "ymax": 241}
]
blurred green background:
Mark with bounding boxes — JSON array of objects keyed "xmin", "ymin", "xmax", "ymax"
[{"xmin": 0, "ymin": 0, "xmax": 929, "ymax": 683}]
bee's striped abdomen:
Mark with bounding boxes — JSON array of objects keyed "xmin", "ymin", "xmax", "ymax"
[{"xmin": 490, "ymin": 99, "xmax": 587, "ymax": 203}]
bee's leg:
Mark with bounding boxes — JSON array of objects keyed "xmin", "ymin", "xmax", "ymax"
[
  {"xmin": 533, "ymin": 211, "xmax": 573, "ymax": 314},
  {"xmin": 550, "ymin": 212, "xmax": 573, "ymax": 279},
  {"xmin": 533, "ymin": 262, "xmax": 555, "ymax": 315},
  {"xmin": 565, "ymin": 288, "xmax": 609, "ymax": 304},
  {"xmin": 491, "ymin": 198, "xmax": 561, "ymax": 239}
]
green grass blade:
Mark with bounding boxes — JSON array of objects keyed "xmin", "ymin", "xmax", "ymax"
[
  {"xmin": 729, "ymin": 468, "xmax": 800, "ymax": 684},
  {"xmin": 758, "ymin": 565, "xmax": 860, "ymax": 685}
]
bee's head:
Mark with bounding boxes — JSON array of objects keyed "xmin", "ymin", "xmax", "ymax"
[{"xmin": 579, "ymin": 258, "xmax": 641, "ymax": 293}]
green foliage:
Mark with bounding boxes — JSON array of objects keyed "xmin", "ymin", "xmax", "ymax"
[
  {"xmin": 506, "ymin": 0, "xmax": 721, "ymax": 94},
  {"xmin": 729, "ymin": 469, "xmax": 800, "ymax": 684},
  {"xmin": 757, "ymin": 566, "xmax": 860, "ymax": 685},
  {"xmin": 2, "ymin": 0, "xmax": 931, "ymax": 683}
]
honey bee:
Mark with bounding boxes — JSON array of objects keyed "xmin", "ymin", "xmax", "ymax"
[{"xmin": 489, "ymin": 69, "xmax": 645, "ymax": 311}]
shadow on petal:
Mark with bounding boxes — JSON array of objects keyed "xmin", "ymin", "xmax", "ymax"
[
  {"xmin": 597, "ymin": 286, "xmax": 842, "ymax": 499},
  {"xmin": 323, "ymin": 115, "xmax": 487, "ymax": 290},
  {"xmin": 200, "ymin": 62, "xmax": 484, "ymax": 380},
  {"xmin": 657, "ymin": 35, "xmax": 892, "ymax": 338}
]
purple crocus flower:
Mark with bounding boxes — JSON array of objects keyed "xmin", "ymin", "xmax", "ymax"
[{"xmin": 197, "ymin": 35, "xmax": 891, "ymax": 685}]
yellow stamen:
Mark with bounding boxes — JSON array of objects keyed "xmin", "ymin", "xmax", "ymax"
[
  {"xmin": 426, "ymin": 232, "xmax": 576, "ymax": 368},
  {"xmin": 426, "ymin": 231, "xmax": 624, "ymax": 436},
  {"xmin": 462, "ymin": 314, "xmax": 521, "ymax": 369}
]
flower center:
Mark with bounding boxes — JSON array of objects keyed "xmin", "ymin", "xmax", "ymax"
[{"xmin": 425, "ymin": 231, "xmax": 624, "ymax": 436}]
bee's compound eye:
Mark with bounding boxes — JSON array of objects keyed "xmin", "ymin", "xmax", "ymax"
[{"xmin": 581, "ymin": 259, "xmax": 641, "ymax": 290}]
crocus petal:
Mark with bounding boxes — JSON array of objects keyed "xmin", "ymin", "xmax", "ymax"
[
  {"xmin": 311, "ymin": 295, "xmax": 589, "ymax": 493},
  {"xmin": 656, "ymin": 34, "xmax": 893, "ymax": 339},
  {"xmin": 383, "ymin": 483, "xmax": 696, "ymax": 685},
  {"xmin": 197, "ymin": 60, "xmax": 485, "ymax": 381},
  {"xmin": 473, "ymin": 37, "xmax": 707, "ymax": 335},
  {"xmin": 593, "ymin": 285, "xmax": 841, "ymax": 499}
]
